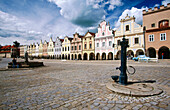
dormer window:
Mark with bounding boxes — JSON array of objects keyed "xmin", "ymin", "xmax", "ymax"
[
  {"xmin": 126, "ymin": 25, "xmax": 129, "ymax": 31},
  {"xmin": 159, "ymin": 20, "xmax": 169, "ymax": 28}
]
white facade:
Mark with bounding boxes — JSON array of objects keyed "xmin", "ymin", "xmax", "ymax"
[{"xmin": 54, "ymin": 37, "xmax": 63, "ymax": 59}]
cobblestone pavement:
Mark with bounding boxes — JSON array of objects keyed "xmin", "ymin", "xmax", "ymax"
[{"xmin": 0, "ymin": 59, "xmax": 170, "ymax": 110}]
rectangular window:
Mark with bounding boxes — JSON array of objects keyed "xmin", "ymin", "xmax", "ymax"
[
  {"xmin": 126, "ymin": 25, "xmax": 129, "ymax": 31},
  {"xmin": 68, "ymin": 47, "xmax": 69, "ymax": 51},
  {"xmin": 149, "ymin": 35, "xmax": 154, "ymax": 42},
  {"xmin": 72, "ymin": 46, "xmax": 73, "ymax": 50},
  {"xmin": 79, "ymin": 45, "xmax": 81, "ymax": 50},
  {"xmin": 75, "ymin": 46, "xmax": 77, "ymax": 50},
  {"xmin": 84, "ymin": 44, "xmax": 86, "ymax": 49},
  {"xmin": 151, "ymin": 23, "xmax": 155, "ymax": 27},
  {"xmin": 90, "ymin": 44, "xmax": 92, "ymax": 49},
  {"xmin": 102, "ymin": 42, "xmax": 105, "ymax": 47},
  {"xmin": 160, "ymin": 33, "xmax": 166, "ymax": 41},
  {"xmin": 135, "ymin": 38, "xmax": 139, "ymax": 44},
  {"xmin": 63, "ymin": 47, "xmax": 64, "ymax": 51},
  {"xmin": 97, "ymin": 43, "xmax": 99, "ymax": 47},
  {"xmin": 65, "ymin": 47, "xmax": 67, "ymax": 51},
  {"xmin": 109, "ymin": 41, "xmax": 112, "ymax": 46},
  {"xmin": 117, "ymin": 40, "xmax": 120, "ymax": 45}
]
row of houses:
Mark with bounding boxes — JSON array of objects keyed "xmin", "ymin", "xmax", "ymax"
[{"xmin": 2, "ymin": 4, "xmax": 170, "ymax": 60}]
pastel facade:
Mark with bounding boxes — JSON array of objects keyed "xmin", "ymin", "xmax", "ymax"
[
  {"xmin": 143, "ymin": 4, "xmax": 170, "ymax": 59},
  {"xmin": 48, "ymin": 37, "xmax": 55, "ymax": 58},
  {"xmin": 32, "ymin": 43, "xmax": 36, "ymax": 57},
  {"xmin": 39, "ymin": 40, "xmax": 43, "ymax": 57},
  {"xmin": 20, "ymin": 45, "xmax": 27, "ymax": 58},
  {"xmin": 82, "ymin": 31, "xmax": 95, "ymax": 60},
  {"xmin": 115, "ymin": 15, "xmax": 145, "ymax": 59},
  {"xmin": 54, "ymin": 37, "xmax": 63, "ymax": 59},
  {"xmin": 61, "ymin": 36, "xmax": 73, "ymax": 60},
  {"xmin": 35, "ymin": 43, "xmax": 39, "ymax": 57},
  {"xmin": 70, "ymin": 32, "xmax": 83, "ymax": 60},
  {"xmin": 43, "ymin": 40, "xmax": 48, "ymax": 57},
  {"xmin": 95, "ymin": 21, "xmax": 114, "ymax": 60}
]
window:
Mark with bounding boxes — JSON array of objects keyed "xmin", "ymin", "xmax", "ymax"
[
  {"xmin": 90, "ymin": 37, "xmax": 91, "ymax": 40},
  {"xmin": 102, "ymin": 25, "xmax": 105, "ymax": 31},
  {"xmin": 109, "ymin": 41, "xmax": 112, "ymax": 46},
  {"xmin": 85, "ymin": 44, "xmax": 87, "ymax": 49},
  {"xmin": 65, "ymin": 39, "xmax": 67, "ymax": 42},
  {"xmin": 151, "ymin": 23, "xmax": 155, "ymax": 27},
  {"xmin": 85, "ymin": 38, "xmax": 86, "ymax": 40},
  {"xmin": 72, "ymin": 46, "xmax": 73, "ymax": 50},
  {"xmin": 135, "ymin": 38, "xmax": 139, "ymax": 44},
  {"xmin": 102, "ymin": 42, "xmax": 105, "ymax": 47},
  {"xmin": 117, "ymin": 40, "xmax": 120, "ymax": 45},
  {"xmin": 97, "ymin": 43, "xmax": 99, "ymax": 47},
  {"xmin": 149, "ymin": 35, "xmax": 154, "ymax": 42},
  {"xmin": 102, "ymin": 32, "xmax": 105, "ymax": 36},
  {"xmin": 90, "ymin": 44, "xmax": 92, "ymax": 49},
  {"xmin": 126, "ymin": 25, "xmax": 129, "ymax": 31},
  {"xmin": 159, "ymin": 20, "xmax": 169, "ymax": 28},
  {"xmin": 75, "ymin": 38, "xmax": 77, "ymax": 41},
  {"xmin": 65, "ymin": 47, "xmax": 67, "ymax": 51},
  {"xmin": 63, "ymin": 47, "xmax": 64, "ymax": 51},
  {"xmin": 160, "ymin": 33, "xmax": 166, "ymax": 41},
  {"xmin": 79, "ymin": 45, "xmax": 81, "ymax": 50},
  {"xmin": 68, "ymin": 47, "xmax": 69, "ymax": 51},
  {"xmin": 75, "ymin": 46, "xmax": 77, "ymax": 50}
]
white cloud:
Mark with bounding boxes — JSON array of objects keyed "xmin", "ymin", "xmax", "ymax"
[
  {"xmin": 115, "ymin": 7, "xmax": 147, "ymax": 28},
  {"xmin": 162, "ymin": 0, "xmax": 170, "ymax": 6},
  {"xmin": 108, "ymin": 0, "xmax": 123, "ymax": 10}
]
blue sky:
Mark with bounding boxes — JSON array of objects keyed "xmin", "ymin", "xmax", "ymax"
[{"xmin": 0, "ymin": 0, "xmax": 169, "ymax": 45}]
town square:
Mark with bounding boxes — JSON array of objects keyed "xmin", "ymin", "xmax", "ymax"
[{"xmin": 0, "ymin": 0, "xmax": 170, "ymax": 110}]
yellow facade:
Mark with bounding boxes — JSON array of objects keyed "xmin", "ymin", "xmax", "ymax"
[
  {"xmin": 39, "ymin": 40, "xmax": 43, "ymax": 57},
  {"xmin": 48, "ymin": 37, "xmax": 55, "ymax": 58},
  {"xmin": 114, "ymin": 15, "xmax": 145, "ymax": 59},
  {"xmin": 82, "ymin": 31, "xmax": 95, "ymax": 60},
  {"xmin": 61, "ymin": 36, "xmax": 72, "ymax": 60}
]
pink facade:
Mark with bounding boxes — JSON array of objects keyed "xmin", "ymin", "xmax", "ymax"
[
  {"xmin": 70, "ymin": 32, "xmax": 83, "ymax": 60},
  {"xmin": 95, "ymin": 20, "xmax": 114, "ymax": 60}
]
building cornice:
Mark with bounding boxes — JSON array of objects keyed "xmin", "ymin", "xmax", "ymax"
[
  {"xmin": 115, "ymin": 32, "xmax": 143, "ymax": 38},
  {"xmin": 146, "ymin": 27, "xmax": 170, "ymax": 32}
]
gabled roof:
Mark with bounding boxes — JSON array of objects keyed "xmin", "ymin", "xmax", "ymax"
[
  {"xmin": 84, "ymin": 31, "xmax": 95, "ymax": 37},
  {"xmin": 60, "ymin": 39, "xmax": 64, "ymax": 42}
]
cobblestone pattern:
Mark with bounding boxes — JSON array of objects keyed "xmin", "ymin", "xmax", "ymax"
[{"xmin": 0, "ymin": 59, "xmax": 170, "ymax": 110}]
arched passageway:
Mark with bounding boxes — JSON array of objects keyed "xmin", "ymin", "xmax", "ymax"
[
  {"xmin": 147, "ymin": 47, "xmax": 156, "ymax": 58},
  {"xmin": 108, "ymin": 52, "xmax": 113, "ymax": 60},
  {"xmin": 158, "ymin": 46, "xmax": 170, "ymax": 59},
  {"xmin": 136, "ymin": 49, "xmax": 144, "ymax": 57},
  {"xmin": 89, "ymin": 53, "xmax": 95, "ymax": 60},
  {"xmin": 96, "ymin": 53, "xmax": 100, "ymax": 60},
  {"xmin": 83, "ymin": 53, "xmax": 88, "ymax": 60},
  {"xmin": 78, "ymin": 54, "xmax": 82, "ymax": 60},
  {"xmin": 102, "ymin": 53, "xmax": 106, "ymax": 60}
]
